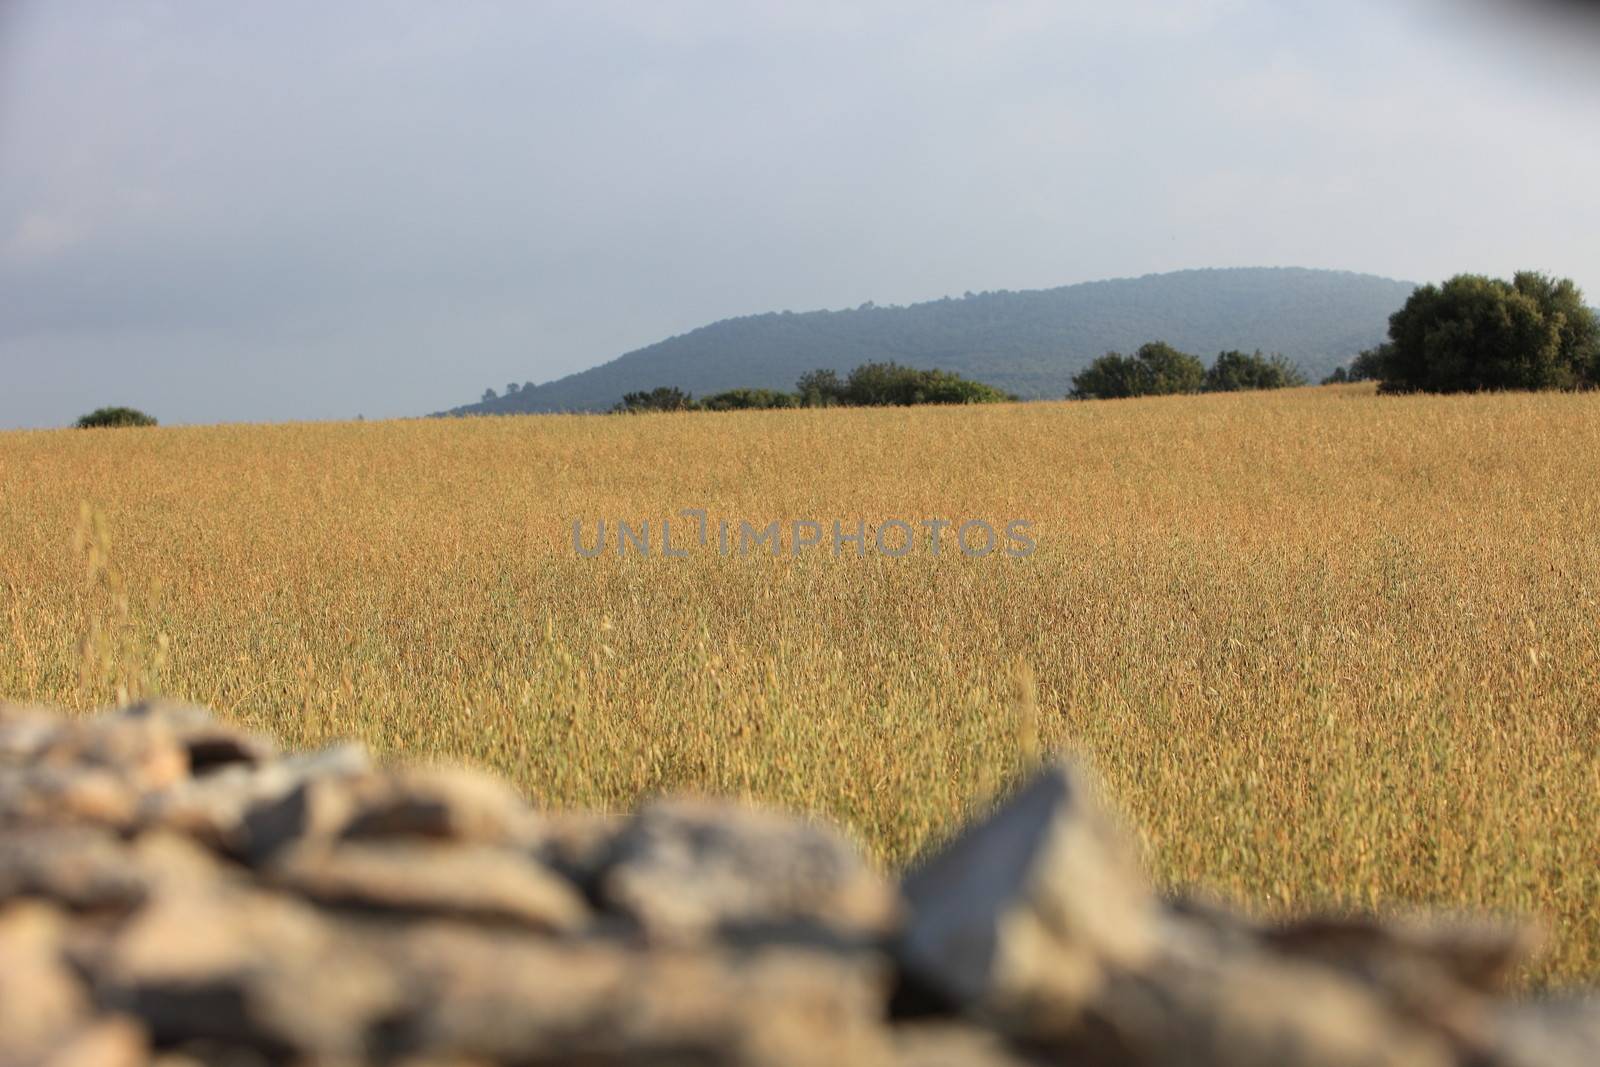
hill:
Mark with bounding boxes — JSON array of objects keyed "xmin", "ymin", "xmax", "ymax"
[{"xmin": 443, "ymin": 267, "xmax": 1416, "ymax": 415}]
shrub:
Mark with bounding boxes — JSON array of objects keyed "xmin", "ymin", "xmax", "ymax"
[
  {"xmin": 1322, "ymin": 346, "xmax": 1388, "ymax": 385},
  {"xmin": 612, "ymin": 387, "xmax": 695, "ymax": 414},
  {"xmin": 700, "ymin": 388, "xmax": 799, "ymax": 411},
  {"xmin": 796, "ymin": 369, "xmax": 847, "ymax": 407},
  {"xmin": 1070, "ymin": 342, "xmax": 1205, "ymax": 399},
  {"xmin": 841, "ymin": 362, "xmax": 1011, "ymax": 406},
  {"xmin": 76, "ymin": 407, "xmax": 158, "ymax": 428},
  {"xmin": 1204, "ymin": 350, "xmax": 1307, "ymax": 392}
]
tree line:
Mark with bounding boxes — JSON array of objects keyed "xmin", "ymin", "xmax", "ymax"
[
  {"xmin": 1068, "ymin": 272, "xmax": 1599, "ymax": 400},
  {"xmin": 609, "ymin": 361, "xmax": 1015, "ymax": 413},
  {"xmin": 1068, "ymin": 345, "xmax": 1306, "ymax": 399},
  {"xmin": 473, "ymin": 271, "xmax": 1599, "ymax": 415}
]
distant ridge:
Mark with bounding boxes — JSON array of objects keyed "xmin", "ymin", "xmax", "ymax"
[{"xmin": 443, "ymin": 267, "xmax": 1416, "ymax": 415}]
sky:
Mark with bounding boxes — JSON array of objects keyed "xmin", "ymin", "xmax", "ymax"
[{"xmin": 2, "ymin": 0, "xmax": 1598, "ymax": 428}]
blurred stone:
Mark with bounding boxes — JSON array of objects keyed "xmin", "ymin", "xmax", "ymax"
[
  {"xmin": 1485, "ymin": 995, "xmax": 1600, "ymax": 1067},
  {"xmin": 600, "ymin": 796, "xmax": 898, "ymax": 944},
  {"xmin": 0, "ymin": 827, "xmax": 151, "ymax": 912},
  {"xmin": 269, "ymin": 840, "xmax": 587, "ymax": 931},
  {"xmin": 0, "ymin": 703, "xmax": 63, "ymax": 763},
  {"xmin": 1264, "ymin": 912, "xmax": 1539, "ymax": 995},
  {"xmin": 0, "ymin": 699, "xmax": 1588, "ymax": 1066},
  {"xmin": 185, "ymin": 745, "xmax": 374, "ymax": 861},
  {"xmin": 43, "ymin": 709, "xmax": 191, "ymax": 792},
  {"xmin": 1052, "ymin": 912, "xmax": 1459, "ymax": 1067},
  {"xmin": 528, "ymin": 809, "xmax": 626, "ymax": 890},
  {"xmin": 892, "ymin": 1023, "xmax": 1054, "ymax": 1066},
  {"xmin": 0, "ymin": 901, "xmax": 92, "ymax": 1058},
  {"xmin": 340, "ymin": 765, "xmax": 538, "ymax": 846},
  {"xmin": 1, "ymin": 766, "xmax": 143, "ymax": 830},
  {"xmin": 384, "ymin": 923, "xmax": 893, "ymax": 1066},
  {"xmin": 112, "ymin": 701, "xmax": 278, "ymax": 775},
  {"xmin": 897, "ymin": 761, "xmax": 1156, "ymax": 1034},
  {"xmin": 96, "ymin": 884, "xmax": 401, "ymax": 1059},
  {"xmin": 32, "ymin": 1016, "xmax": 149, "ymax": 1067}
]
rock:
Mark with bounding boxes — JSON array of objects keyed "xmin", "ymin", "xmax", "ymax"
[
  {"xmin": 40, "ymin": 709, "xmax": 191, "ymax": 793},
  {"xmin": 234, "ymin": 760, "xmax": 560, "ymax": 876},
  {"xmin": 599, "ymin": 796, "xmax": 898, "ymax": 944},
  {"xmin": 31, "ymin": 1016, "xmax": 149, "ymax": 1067},
  {"xmin": 1251, "ymin": 912, "xmax": 1542, "ymax": 1052},
  {"xmin": 892, "ymin": 1023, "xmax": 1055, "ymax": 1066},
  {"xmin": 1, "ymin": 765, "xmax": 142, "ymax": 830},
  {"xmin": 0, "ymin": 699, "xmax": 1589, "ymax": 1067},
  {"xmin": 0, "ymin": 901, "xmax": 93, "ymax": 1058},
  {"xmin": 113, "ymin": 699, "xmax": 275, "ymax": 771},
  {"xmin": 95, "ymin": 883, "xmax": 402, "ymax": 1059},
  {"xmin": 1485, "ymin": 995, "xmax": 1600, "ymax": 1066},
  {"xmin": 1070, "ymin": 920, "xmax": 1459, "ymax": 1067},
  {"xmin": 0, "ymin": 706, "xmax": 199, "ymax": 832},
  {"xmin": 173, "ymin": 744, "xmax": 373, "ymax": 861},
  {"xmin": 0, "ymin": 826, "xmax": 222, "ymax": 928},
  {"xmin": 339, "ymin": 765, "xmax": 539, "ymax": 846},
  {"xmin": 268, "ymin": 840, "xmax": 588, "ymax": 931},
  {"xmin": 1263, "ymin": 912, "xmax": 1539, "ymax": 995},
  {"xmin": 528, "ymin": 809, "xmax": 626, "ymax": 890},
  {"xmin": 148, "ymin": 1048, "xmax": 272, "ymax": 1067},
  {"xmin": 0, "ymin": 827, "xmax": 152, "ymax": 912},
  {"xmin": 0, "ymin": 703, "xmax": 63, "ymax": 763},
  {"xmin": 896, "ymin": 761, "xmax": 1157, "ymax": 1034},
  {"xmin": 383, "ymin": 923, "xmax": 893, "ymax": 1066}
]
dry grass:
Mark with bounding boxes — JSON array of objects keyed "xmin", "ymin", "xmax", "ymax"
[{"xmin": 3, "ymin": 384, "xmax": 1598, "ymax": 985}]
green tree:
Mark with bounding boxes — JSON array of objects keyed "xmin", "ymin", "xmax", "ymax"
[
  {"xmin": 841, "ymin": 362, "xmax": 1011, "ymax": 406},
  {"xmin": 910, "ymin": 371, "xmax": 1013, "ymax": 404},
  {"xmin": 1070, "ymin": 342, "xmax": 1205, "ymax": 399},
  {"xmin": 1067, "ymin": 352, "xmax": 1143, "ymax": 399},
  {"xmin": 1322, "ymin": 344, "xmax": 1388, "ymax": 384},
  {"xmin": 796, "ymin": 368, "xmax": 846, "ymax": 407},
  {"xmin": 612, "ymin": 386, "xmax": 695, "ymax": 413},
  {"xmin": 76, "ymin": 407, "xmax": 158, "ymax": 428},
  {"xmin": 1204, "ymin": 350, "xmax": 1307, "ymax": 392},
  {"xmin": 1381, "ymin": 272, "xmax": 1600, "ymax": 393},
  {"xmin": 699, "ymin": 388, "xmax": 798, "ymax": 411},
  {"xmin": 841, "ymin": 362, "xmax": 911, "ymax": 405}
]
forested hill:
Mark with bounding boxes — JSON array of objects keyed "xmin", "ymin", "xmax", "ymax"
[{"xmin": 443, "ymin": 267, "xmax": 1416, "ymax": 415}]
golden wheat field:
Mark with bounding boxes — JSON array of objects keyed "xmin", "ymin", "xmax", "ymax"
[{"xmin": 3, "ymin": 384, "xmax": 1598, "ymax": 984}]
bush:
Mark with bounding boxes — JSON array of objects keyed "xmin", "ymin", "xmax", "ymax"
[
  {"xmin": 1070, "ymin": 342, "xmax": 1205, "ymax": 399},
  {"xmin": 795, "ymin": 369, "xmax": 847, "ymax": 407},
  {"xmin": 76, "ymin": 407, "xmax": 158, "ymax": 428},
  {"xmin": 836, "ymin": 362, "xmax": 1012, "ymax": 406},
  {"xmin": 612, "ymin": 386, "xmax": 695, "ymax": 413},
  {"xmin": 1204, "ymin": 350, "xmax": 1307, "ymax": 392},
  {"xmin": 611, "ymin": 365, "xmax": 1012, "ymax": 414},
  {"xmin": 1321, "ymin": 345, "xmax": 1388, "ymax": 385},
  {"xmin": 699, "ymin": 388, "xmax": 798, "ymax": 411},
  {"xmin": 1379, "ymin": 272, "xmax": 1599, "ymax": 393}
]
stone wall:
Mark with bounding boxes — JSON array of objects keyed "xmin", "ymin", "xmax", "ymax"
[{"xmin": 0, "ymin": 700, "xmax": 1593, "ymax": 1066}]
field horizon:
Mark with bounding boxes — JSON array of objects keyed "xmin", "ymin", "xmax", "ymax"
[{"xmin": 4, "ymin": 383, "xmax": 1598, "ymax": 986}]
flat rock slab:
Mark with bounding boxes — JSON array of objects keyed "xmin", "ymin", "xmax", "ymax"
[{"xmin": 268, "ymin": 840, "xmax": 588, "ymax": 931}]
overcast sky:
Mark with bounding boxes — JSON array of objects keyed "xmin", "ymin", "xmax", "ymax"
[{"xmin": 2, "ymin": 1, "xmax": 1598, "ymax": 428}]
